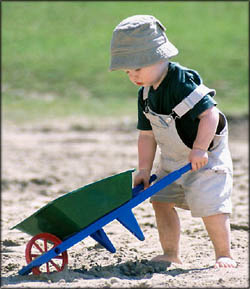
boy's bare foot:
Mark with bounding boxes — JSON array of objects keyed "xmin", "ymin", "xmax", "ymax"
[
  {"xmin": 151, "ymin": 254, "xmax": 182, "ymax": 264},
  {"xmin": 214, "ymin": 257, "xmax": 237, "ymax": 268}
]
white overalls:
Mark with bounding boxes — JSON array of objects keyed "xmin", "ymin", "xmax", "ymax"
[{"xmin": 143, "ymin": 84, "xmax": 233, "ymax": 217}]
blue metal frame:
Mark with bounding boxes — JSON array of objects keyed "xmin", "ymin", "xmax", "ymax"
[{"xmin": 19, "ymin": 163, "xmax": 191, "ymax": 275}]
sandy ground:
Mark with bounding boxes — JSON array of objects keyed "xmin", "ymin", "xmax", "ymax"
[{"xmin": 1, "ymin": 116, "xmax": 249, "ymax": 288}]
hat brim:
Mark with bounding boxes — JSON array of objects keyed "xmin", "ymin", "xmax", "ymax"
[{"xmin": 109, "ymin": 41, "xmax": 178, "ymax": 71}]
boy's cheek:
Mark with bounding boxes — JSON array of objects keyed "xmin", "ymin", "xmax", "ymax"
[
  {"xmin": 129, "ymin": 78, "xmax": 139, "ymax": 86},
  {"xmin": 128, "ymin": 76, "xmax": 134, "ymax": 83}
]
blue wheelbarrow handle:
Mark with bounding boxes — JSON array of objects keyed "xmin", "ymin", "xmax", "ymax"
[
  {"xmin": 132, "ymin": 162, "xmax": 192, "ymax": 197},
  {"xmin": 132, "ymin": 175, "xmax": 157, "ymax": 196}
]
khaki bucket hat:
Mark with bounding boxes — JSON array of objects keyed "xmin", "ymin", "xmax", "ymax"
[{"xmin": 109, "ymin": 15, "xmax": 178, "ymax": 71}]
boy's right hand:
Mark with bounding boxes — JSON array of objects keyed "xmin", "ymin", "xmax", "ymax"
[{"xmin": 133, "ymin": 169, "xmax": 151, "ymax": 190}]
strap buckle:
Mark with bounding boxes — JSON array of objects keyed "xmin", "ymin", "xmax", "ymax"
[{"xmin": 170, "ymin": 111, "xmax": 180, "ymax": 120}]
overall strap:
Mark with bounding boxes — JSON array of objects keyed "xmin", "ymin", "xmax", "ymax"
[
  {"xmin": 143, "ymin": 86, "xmax": 150, "ymax": 100},
  {"xmin": 173, "ymin": 84, "xmax": 216, "ymax": 118}
]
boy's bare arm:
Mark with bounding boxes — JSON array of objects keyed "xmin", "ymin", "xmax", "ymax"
[
  {"xmin": 189, "ymin": 106, "xmax": 219, "ymax": 171},
  {"xmin": 134, "ymin": 130, "xmax": 157, "ymax": 188},
  {"xmin": 138, "ymin": 130, "xmax": 157, "ymax": 171}
]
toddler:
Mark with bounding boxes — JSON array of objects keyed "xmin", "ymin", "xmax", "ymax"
[{"xmin": 109, "ymin": 15, "xmax": 237, "ymax": 268}]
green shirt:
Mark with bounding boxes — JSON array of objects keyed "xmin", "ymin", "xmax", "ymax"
[{"xmin": 137, "ymin": 62, "xmax": 217, "ymax": 149}]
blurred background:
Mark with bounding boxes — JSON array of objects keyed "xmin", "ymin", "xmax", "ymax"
[{"xmin": 2, "ymin": 1, "xmax": 248, "ymax": 124}]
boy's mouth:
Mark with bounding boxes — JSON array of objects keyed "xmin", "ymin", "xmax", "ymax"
[{"xmin": 135, "ymin": 81, "xmax": 143, "ymax": 86}]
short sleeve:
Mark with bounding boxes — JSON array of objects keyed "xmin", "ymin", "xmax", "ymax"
[
  {"xmin": 189, "ymin": 94, "xmax": 217, "ymax": 120},
  {"xmin": 173, "ymin": 69, "xmax": 217, "ymax": 120}
]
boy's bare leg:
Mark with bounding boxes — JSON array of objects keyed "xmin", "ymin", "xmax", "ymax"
[
  {"xmin": 202, "ymin": 213, "xmax": 237, "ymax": 268},
  {"xmin": 151, "ymin": 201, "xmax": 182, "ymax": 264}
]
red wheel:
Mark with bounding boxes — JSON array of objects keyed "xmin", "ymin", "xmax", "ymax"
[{"xmin": 25, "ymin": 233, "xmax": 68, "ymax": 275}]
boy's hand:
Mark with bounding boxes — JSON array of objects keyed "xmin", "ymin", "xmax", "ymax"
[
  {"xmin": 134, "ymin": 169, "xmax": 151, "ymax": 190},
  {"xmin": 189, "ymin": 148, "xmax": 208, "ymax": 171}
]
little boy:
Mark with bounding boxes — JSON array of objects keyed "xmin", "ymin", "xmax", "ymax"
[{"xmin": 109, "ymin": 15, "xmax": 237, "ymax": 268}]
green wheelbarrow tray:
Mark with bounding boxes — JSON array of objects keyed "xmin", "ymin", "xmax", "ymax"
[{"xmin": 11, "ymin": 169, "xmax": 135, "ymax": 241}]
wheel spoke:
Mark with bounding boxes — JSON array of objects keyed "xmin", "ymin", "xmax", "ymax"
[
  {"xmin": 46, "ymin": 262, "xmax": 50, "ymax": 273},
  {"xmin": 49, "ymin": 259, "xmax": 61, "ymax": 271},
  {"xmin": 33, "ymin": 241, "xmax": 44, "ymax": 253},
  {"xmin": 31, "ymin": 254, "xmax": 40, "ymax": 258},
  {"xmin": 44, "ymin": 238, "xmax": 48, "ymax": 252}
]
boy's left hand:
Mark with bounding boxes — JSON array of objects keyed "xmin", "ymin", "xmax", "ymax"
[{"xmin": 189, "ymin": 148, "xmax": 208, "ymax": 171}]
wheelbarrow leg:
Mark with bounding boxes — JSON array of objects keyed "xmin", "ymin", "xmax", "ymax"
[
  {"xmin": 90, "ymin": 228, "xmax": 116, "ymax": 253},
  {"xmin": 117, "ymin": 209, "xmax": 145, "ymax": 241}
]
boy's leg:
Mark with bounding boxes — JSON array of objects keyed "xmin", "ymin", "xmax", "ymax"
[
  {"xmin": 151, "ymin": 201, "xmax": 182, "ymax": 264},
  {"xmin": 202, "ymin": 213, "xmax": 237, "ymax": 268}
]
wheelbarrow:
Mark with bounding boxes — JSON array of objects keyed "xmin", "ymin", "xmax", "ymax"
[{"xmin": 11, "ymin": 163, "xmax": 191, "ymax": 275}]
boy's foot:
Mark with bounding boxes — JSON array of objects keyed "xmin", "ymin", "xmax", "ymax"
[
  {"xmin": 151, "ymin": 254, "xmax": 182, "ymax": 264},
  {"xmin": 214, "ymin": 257, "xmax": 237, "ymax": 268}
]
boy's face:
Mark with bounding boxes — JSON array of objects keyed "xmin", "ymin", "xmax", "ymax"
[{"xmin": 124, "ymin": 61, "xmax": 168, "ymax": 89}]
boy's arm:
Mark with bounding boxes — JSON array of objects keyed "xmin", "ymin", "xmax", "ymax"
[
  {"xmin": 189, "ymin": 106, "xmax": 219, "ymax": 171},
  {"xmin": 134, "ymin": 130, "xmax": 157, "ymax": 189}
]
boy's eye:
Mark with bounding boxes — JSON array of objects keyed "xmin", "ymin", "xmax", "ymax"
[{"xmin": 124, "ymin": 68, "xmax": 141, "ymax": 75}]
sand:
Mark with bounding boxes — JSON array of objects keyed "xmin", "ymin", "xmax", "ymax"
[{"xmin": 1, "ymin": 116, "xmax": 248, "ymax": 288}]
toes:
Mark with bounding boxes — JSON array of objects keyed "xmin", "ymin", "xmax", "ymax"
[{"xmin": 214, "ymin": 257, "xmax": 237, "ymax": 268}]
